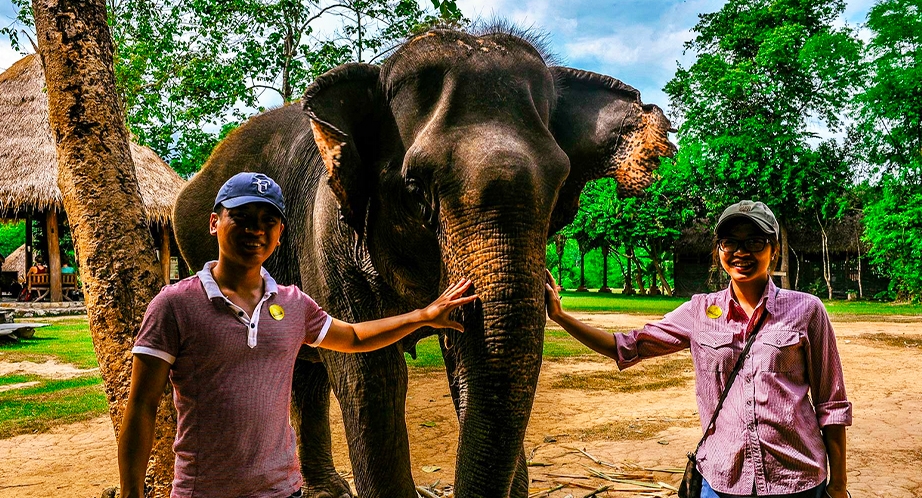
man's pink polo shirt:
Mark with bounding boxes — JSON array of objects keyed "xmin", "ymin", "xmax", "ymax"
[{"xmin": 133, "ymin": 262, "xmax": 331, "ymax": 498}]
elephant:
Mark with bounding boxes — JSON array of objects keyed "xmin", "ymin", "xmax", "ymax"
[{"xmin": 174, "ymin": 26, "xmax": 676, "ymax": 498}]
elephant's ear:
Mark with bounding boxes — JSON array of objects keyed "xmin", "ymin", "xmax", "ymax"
[
  {"xmin": 303, "ymin": 63, "xmax": 396, "ymax": 237},
  {"xmin": 548, "ymin": 66, "xmax": 676, "ymax": 235}
]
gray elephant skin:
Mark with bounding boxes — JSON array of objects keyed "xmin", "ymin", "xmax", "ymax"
[{"xmin": 173, "ymin": 27, "xmax": 675, "ymax": 498}]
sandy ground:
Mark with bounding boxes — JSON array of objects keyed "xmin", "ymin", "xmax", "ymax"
[{"xmin": 1, "ymin": 314, "xmax": 920, "ymax": 497}]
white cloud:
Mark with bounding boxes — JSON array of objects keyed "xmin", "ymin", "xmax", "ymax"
[
  {"xmin": 564, "ymin": 26, "xmax": 691, "ymax": 68},
  {"xmin": 0, "ymin": 39, "xmax": 31, "ymax": 72}
]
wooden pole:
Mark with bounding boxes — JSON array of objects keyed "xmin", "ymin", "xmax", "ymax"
[
  {"xmin": 161, "ymin": 226, "xmax": 171, "ymax": 286},
  {"xmin": 25, "ymin": 212, "xmax": 33, "ymax": 271},
  {"xmin": 46, "ymin": 209, "xmax": 63, "ymax": 301}
]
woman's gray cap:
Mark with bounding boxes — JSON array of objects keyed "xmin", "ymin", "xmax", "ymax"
[
  {"xmin": 715, "ymin": 200, "xmax": 779, "ymax": 236},
  {"xmin": 214, "ymin": 172, "xmax": 286, "ymax": 221}
]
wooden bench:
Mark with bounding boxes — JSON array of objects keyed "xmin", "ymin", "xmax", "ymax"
[{"xmin": 26, "ymin": 273, "xmax": 79, "ymax": 302}]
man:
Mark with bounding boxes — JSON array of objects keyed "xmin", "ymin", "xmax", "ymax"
[{"xmin": 118, "ymin": 172, "xmax": 476, "ymax": 498}]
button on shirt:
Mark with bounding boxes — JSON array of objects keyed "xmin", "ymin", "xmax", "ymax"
[{"xmin": 613, "ymin": 279, "xmax": 852, "ymax": 495}]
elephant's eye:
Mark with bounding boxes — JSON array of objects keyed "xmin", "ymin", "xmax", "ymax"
[{"xmin": 405, "ymin": 178, "xmax": 436, "ymax": 228}]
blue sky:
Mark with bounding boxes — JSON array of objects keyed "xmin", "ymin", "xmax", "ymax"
[{"xmin": 1, "ymin": 0, "xmax": 877, "ymax": 120}]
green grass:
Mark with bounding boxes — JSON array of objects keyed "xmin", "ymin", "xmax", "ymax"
[
  {"xmin": 0, "ymin": 318, "xmax": 98, "ymax": 368},
  {"xmin": 406, "ymin": 336, "xmax": 446, "ymax": 371},
  {"xmin": 0, "ymin": 375, "xmax": 107, "ymax": 438},
  {"xmin": 559, "ymin": 290, "xmax": 922, "ymax": 318},
  {"xmin": 0, "ymin": 318, "xmax": 107, "ymax": 438},
  {"xmin": 405, "ymin": 329, "xmax": 600, "ymax": 371},
  {"xmin": 557, "ymin": 291, "xmax": 687, "ymax": 315}
]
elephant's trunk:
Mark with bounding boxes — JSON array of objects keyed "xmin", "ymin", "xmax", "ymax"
[{"xmin": 441, "ymin": 205, "xmax": 549, "ymax": 497}]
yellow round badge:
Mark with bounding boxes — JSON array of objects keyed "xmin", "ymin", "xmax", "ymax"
[
  {"xmin": 706, "ymin": 305, "xmax": 723, "ymax": 319},
  {"xmin": 269, "ymin": 304, "xmax": 285, "ymax": 321}
]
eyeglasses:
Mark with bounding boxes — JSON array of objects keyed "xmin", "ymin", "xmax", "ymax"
[{"xmin": 718, "ymin": 238, "xmax": 769, "ymax": 253}]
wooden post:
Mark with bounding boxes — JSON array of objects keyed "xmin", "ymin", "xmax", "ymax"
[
  {"xmin": 161, "ymin": 226, "xmax": 171, "ymax": 286},
  {"xmin": 25, "ymin": 212, "xmax": 33, "ymax": 271},
  {"xmin": 46, "ymin": 209, "xmax": 63, "ymax": 301}
]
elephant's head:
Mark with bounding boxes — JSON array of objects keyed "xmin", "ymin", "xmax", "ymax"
[{"xmin": 304, "ymin": 27, "xmax": 674, "ymax": 496}]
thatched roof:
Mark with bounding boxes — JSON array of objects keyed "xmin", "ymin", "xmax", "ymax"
[
  {"xmin": 0, "ymin": 54, "xmax": 185, "ymax": 225},
  {"xmin": 2, "ymin": 244, "xmax": 25, "ymax": 281}
]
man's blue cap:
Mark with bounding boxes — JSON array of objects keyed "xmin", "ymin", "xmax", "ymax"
[{"xmin": 214, "ymin": 172, "xmax": 286, "ymax": 221}]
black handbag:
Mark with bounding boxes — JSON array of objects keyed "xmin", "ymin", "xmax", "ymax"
[{"xmin": 678, "ymin": 309, "xmax": 769, "ymax": 498}]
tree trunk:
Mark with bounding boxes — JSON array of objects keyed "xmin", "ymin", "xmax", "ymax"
[
  {"xmin": 623, "ymin": 246, "xmax": 635, "ymax": 295},
  {"xmin": 632, "ymin": 251, "xmax": 646, "ymax": 295},
  {"xmin": 33, "ymin": 0, "xmax": 176, "ymax": 495},
  {"xmin": 817, "ymin": 214, "xmax": 833, "ymax": 300},
  {"xmin": 599, "ymin": 242, "xmax": 611, "ymax": 293},
  {"xmin": 576, "ymin": 249, "xmax": 588, "ymax": 292},
  {"xmin": 780, "ymin": 222, "xmax": 791, "ymax": 289},
  {"xmin": 648, "ymin": 246, "xmax": 672, "ymax": 296},
  {"xmin": 856, "ymin": 231, "xmax": 864, "ymax": 299}
]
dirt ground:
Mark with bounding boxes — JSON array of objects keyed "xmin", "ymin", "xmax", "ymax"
[{"xmin": 1, "ymin": 313, "xmax": 920, "ymax": 498}]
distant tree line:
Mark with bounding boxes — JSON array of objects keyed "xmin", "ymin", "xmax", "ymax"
[{"xmin": 551, "ymin": 0, "xmax": 922, "ymax": 302}]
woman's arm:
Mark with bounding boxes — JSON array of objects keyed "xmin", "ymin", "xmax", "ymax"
[
  {"xmin": 545, "ymin": 270, "xmax": 693, "ymax": 368},
  {"xmin": 544, "ymin": 270, "xmax": 619, "ymax": 359},
  {"xmin": 822, "ymin": 424, "xmax": 848, "ymax": 498}
]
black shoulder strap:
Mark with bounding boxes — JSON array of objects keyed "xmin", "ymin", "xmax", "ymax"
[{"xmin": 693, "ymin": 305, "xmax": 770, "ymax": 454}]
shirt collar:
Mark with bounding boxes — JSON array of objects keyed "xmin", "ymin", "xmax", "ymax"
[
  {"xmin": 723, "ymin": 278, "xmax": 778, "ymax": 321},
  {"xmin": 197, "ymin": 260, "xmax": 278, "ymax": 300}
]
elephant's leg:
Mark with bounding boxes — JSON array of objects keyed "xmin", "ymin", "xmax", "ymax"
[
  {"xmin": 512, "ymin": 449, "xmax": 530, "ymax": 497},
  {"xmin": 291, "ymin": 359, "xmax": 354, "ymax": 498},
  {"xmin": 322, "ymin": 346, "xmax": 416, "ymax": 498}
]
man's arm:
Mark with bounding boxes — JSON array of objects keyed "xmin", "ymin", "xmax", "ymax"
[
  {"xmin": 318, "ymin": 279, "xmax": 478, "ymax": 353},
  {"xmin": 118, "ymin": 354, "xmax": 171, "ymax": 498}
]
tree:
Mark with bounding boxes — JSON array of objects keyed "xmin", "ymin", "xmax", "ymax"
[
  {"xmin": 664, "ymin": 0, "xmax": 864, "ymax": 289},
  {"xmin": 7, "ymin": 0, "xmax": 465, "ymax": 177},
  {"xmin": 854, "ymin": 0, "xmax": 922, "ymax": 300},
  {"xmin": 32, "ymin": 0, "xmax": 175, "ymax": 493}
]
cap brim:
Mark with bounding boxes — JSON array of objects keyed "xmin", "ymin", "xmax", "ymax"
[
  {"xmin": 216, "ymin": 197, "xmax": 286, "ymax": 220},
  {"xmin": 715, "ymin": 213, "xmax": 776, "ymax": 235}
]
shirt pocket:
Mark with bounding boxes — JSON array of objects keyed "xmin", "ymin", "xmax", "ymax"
[
  {"xmin": 695, "ymin": 331, "xmax": 737, "ymax": 372},
  {"xmin": 760, "ymin": 328, "xmax": 803, "ymax": 373}
]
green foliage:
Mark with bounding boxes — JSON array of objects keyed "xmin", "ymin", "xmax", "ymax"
[
  {"xmin": 852, "ymin": 0, "xmax": 922, "ymax": 301},
  {"xmin": 852, "ymin": 0, "xmax": 922, "ymax": 177},
  {"xmin": 862, "ymin": 173, "xmax": 922, "ymax": 301},
  {"xmin": 0, "ymin": 221, "xmax": 25, "ymax": 258},
  {"xmin": 4, "ymin": 0, "xmax": 466, "ymax": 177},
  {"xmin": 664, "ymin": 0, "xmax": 864, "ymax": 222}
]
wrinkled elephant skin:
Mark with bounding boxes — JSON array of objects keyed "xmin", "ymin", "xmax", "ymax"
[{"xmin": 174, "ymin": 27, "xmax": 675, "ymax": 498}]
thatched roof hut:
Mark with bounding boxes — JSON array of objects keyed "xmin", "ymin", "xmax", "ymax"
[
  {"xmin": 0, "ymin": 54, "xmax": 186, "ymax": 299},
  {"xmin": 0, "ymin": 54, "xmax": 185, "ymax": 224},
  {"xmin": 2, "ymin": 244, "xmax": 25, "ymax": 282}
]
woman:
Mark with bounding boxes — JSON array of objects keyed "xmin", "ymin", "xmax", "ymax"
[{"xmin": 545, "ymin": 200, "xmax": 850, "ymax": 498}]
